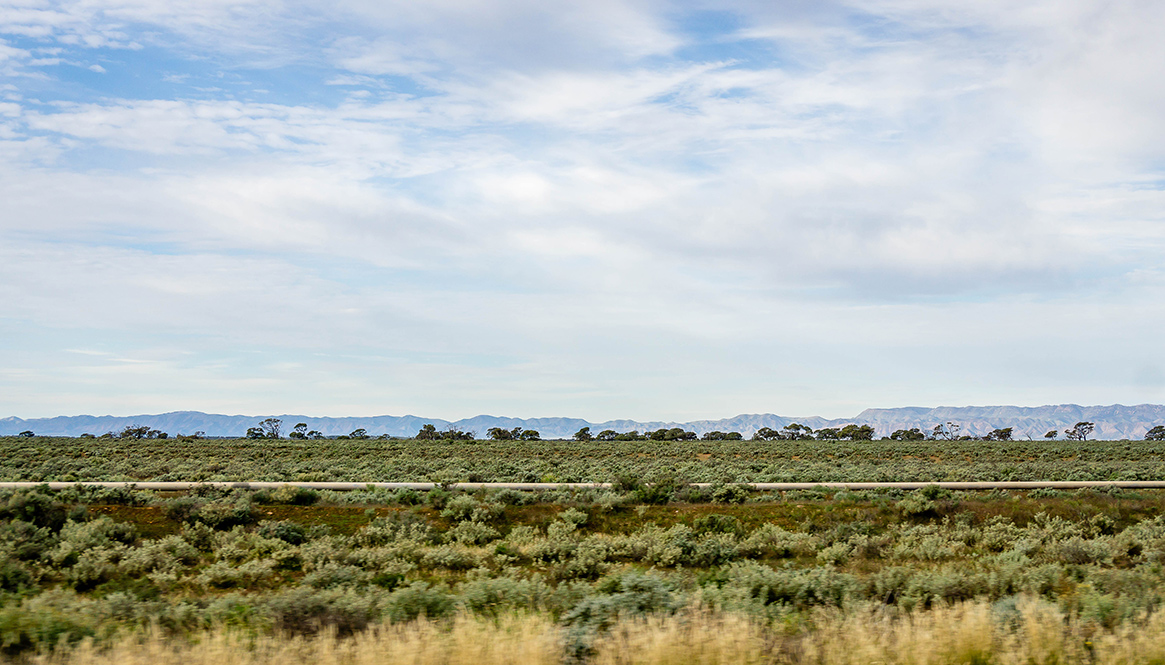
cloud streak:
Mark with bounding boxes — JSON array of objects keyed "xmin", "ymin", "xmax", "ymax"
[{"xmin": 1, "ymin": 1, "xmax": 1164, "ymax": 419}]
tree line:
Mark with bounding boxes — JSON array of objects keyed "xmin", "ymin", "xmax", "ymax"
[{"xmin": 11, "ymin": 418, "xmax": 1165, "ymax": 442}]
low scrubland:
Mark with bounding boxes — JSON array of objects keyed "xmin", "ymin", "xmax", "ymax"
[
  {"xmin": 2, "ymin": 481, "xmax": 1165, "ymax": 661},
  {"xmin": 3, "ymin": 435, "xmax": 1165, "ymax": 483}
]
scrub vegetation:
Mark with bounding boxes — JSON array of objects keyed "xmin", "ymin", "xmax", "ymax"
[
  {"xmin": 0, "ymin": 479, "xmax": 1164, "ymax": 661},
  {"xmin": 5, "ymin": 434, "xmax": 1165, "ymax": 662},
  {"xmin": 3, "ymin": 435, "xmax": 1165, "ymax": 484}
]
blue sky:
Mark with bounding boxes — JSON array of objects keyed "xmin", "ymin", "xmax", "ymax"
[{"xmin": 2, "ymin": 1, "xmax": 1164, "ymax": 420}]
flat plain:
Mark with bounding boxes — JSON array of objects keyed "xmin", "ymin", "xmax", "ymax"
[
  {"xmin": 3, "ymin": 435, "xmax": 1165, "ymax": 663},
  {"xmin": 2, "ymin": 435, "xmax": 1164, "ymax": 483}
]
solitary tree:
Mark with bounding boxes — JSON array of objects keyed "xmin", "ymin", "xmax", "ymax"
[
  {"xmin": 931, "ymin": 422, "xmax": 960, "ymax": 440},
  {"xmin": 573, "ymin": 427, "xmax": 592, "ymax": 441},
  {"xmin": 17, "ymin": 430, "xmax": 33, "ymax": 438},
  {"xmin": 1044, "ymin": 429, "xmax": 1058, "ymax": 439},
  {"xmin": 349, "ymin": 428, "xmax": 369, "ymax": 439},
  {"xmin": 289, "ymin": 423, "xmax": 309, "ymax": 439},
  {"xmin": 1146, "ymin": 425, "xmax": 1165, "ymax": 441},
  {"xmin": 1065, "ymin": 422, "xmax": 1095, "ymax": 441},
  {"xmin": 246, "ymin": 418, "xmax": 282, "ymax": 439}
]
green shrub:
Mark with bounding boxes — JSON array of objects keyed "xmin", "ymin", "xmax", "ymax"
[
  {"xmin": 694, "ymin": 514, "xmax": 744, "ymax": 537},
  {"xmin": 270, "ymin": 486, "xmax": 319, "ymax": 505},
  {"xmin": 426, "ymin": 487, "xmax": 451, "ymax": 510},
  {"xmin": 710, "ymin": 483, "xmax": 751, "ymax": 505},
  {"xmin": 180, "ymin": 521, "xmax": 215, "ymax": 551},
  {"xmin": 1051, "ymin": 536, "xmax": 1113, "ymax": 565},
  {"xmin": 611, "ymin": 473, "xmax": 641, "ymax": 493},
  {"xmin": 257, "ymin": 520, "xmax": 308, "ymax": 545},
  {"xmin": 919, "ymin": 484, "xmax": 952, "ymax": 501},
  {"xmin": 303, "ymin": 563, "xmax": 371, "ymax": 589},
  {"xmin": 440, "ymin": 494, "xmax": 480, "ymax": 522},
  {"xmin": 707, "ymin": 561, "xmax": 857, "ymax": 612},
  {"xmin": 384, "ymin": 581, "xmax": 455, "ymax": 622},
  {"xmin": 559, "ymin": 507, "xmax": 589, "ymax": 529},
  {"xmin": 0, "ymin": 589, "xmax": 98, "ymax": 653},
  {"xmin": 355, "ymin": 513, "xmax": 434, "ymax": 547},
  {"xmin": 891, "ymin": 524, "xmax": 966, "ymax": 561},
  {"xmin": 737, "ymin": 523, "xmax": 818, "ymax": 558},
  {"xmin": 688, "ymin": 532, "xmax": 739, "ymax": 567},
  {"xmin": 563, "ymin": 571, "xmax": 679, "ymax": 640},
  {"xmin": 195, "ymin": 559, "xmax": 275, "ymax": 589},
  {"xmin": 491, "ymin": 488, "xmax": 530, "ymax": 506},
  {"xmin": 63, "ymin": 545, "xmax": 129, "ymax": 591},
  {"xmin": 0, "ymin": 490, "xmax": 67, "ymax": 530},
  {"xmin": 162, "ymin": 496, "xmax": 203, "ymax": 523},
  {"xmin": 449, "ymin": 521, "xmax": 501, "ymax": 546},
  {"xmin": 459, "ymin": 575, "xmax": 552, "ymax": 616},
  {"xmin": 633, "ymin": 476, "xmax": 677, "ymax": 505},
  {"xmin": 119, "ymin": 535, "xmax": 199, "ymax": 576},
  {"xmin": 817, "ymin": 541, "xmax": 853, "ymax": 565},
  {"xmin": 264, "ymin": 586, "xmax": 382, "ymax": 635},
  {"xmin": 0, "ymin": 518, "xmax": 58, "ymax": 562},
  {"xmin": 392, "ymin": 488, "xmax": 422, "ymax": 505},
  {"xmin": 194, "ymin": 497, "xmax": 257, "ymax": 530},
  {"xmin": 897, "ymin": 491, "xmax": 937, "ymax": 517},
  {"xmin": 0, "ymin": 561, "xmax": 33, "ymax": 593},
  {"xmin": 420, "ymin": 545, "xmax": 484, "ymax": 570}
]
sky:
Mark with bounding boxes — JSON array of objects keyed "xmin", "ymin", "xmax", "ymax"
[{"xmin": 1, "ymin": 1, "xmax": 1164, "ymax": 421}]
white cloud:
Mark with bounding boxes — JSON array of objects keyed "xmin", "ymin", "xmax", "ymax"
[{"xmin": 3, "ymin": 1, "xmax": 1165, "ymax": 417}]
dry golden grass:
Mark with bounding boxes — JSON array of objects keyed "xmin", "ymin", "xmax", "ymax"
[
  {"xmin": 30, "ymin": 614, "xmax": 562, "ymax": 665},
  {"xmin": 29, "ymin": 599, "xmax": 1165, "ymax": 665}
]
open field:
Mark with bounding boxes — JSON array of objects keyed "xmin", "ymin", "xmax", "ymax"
[
  {"xmin": 4, "ymin": 436, "xmax": 1165, "ymax": 661},
  {"xmin": 2, "ymin": 436, "xmax": 1165, "ymax": 483}
]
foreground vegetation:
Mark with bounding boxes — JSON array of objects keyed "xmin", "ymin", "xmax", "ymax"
[
  {"xmin": 4, "ymin": 434, "xmax": 1165, "ymax": 661},
  {"xmin": 3, "ymin": 436, "xmax": 1165, "ymax": 483},
  {"xmin": 2, "ymin": 481, "xmax": 1165, "ymax": 659},
  {"xmin": 29, "ymin": 601, "xmax": 1165, "ymax": 665}
]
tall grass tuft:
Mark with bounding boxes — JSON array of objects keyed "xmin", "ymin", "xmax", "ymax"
[{"xmin": 31, "ymin": 614, "xmax": 562, "ymax": 665}]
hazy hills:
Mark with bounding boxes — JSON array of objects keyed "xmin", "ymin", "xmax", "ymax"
[{"xmin": 3, "ymin": 404, "xmax": 1165, "ymax": 439}]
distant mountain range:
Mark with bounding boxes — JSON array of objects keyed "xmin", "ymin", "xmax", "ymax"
[{"xmin": 3, "ymin": 404, "xmax": 1165, "ymax": 440}]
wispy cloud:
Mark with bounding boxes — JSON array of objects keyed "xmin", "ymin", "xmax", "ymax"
[{"xmin": 1, "ymin": 1, "xmax": 1164, "ymax": 419}]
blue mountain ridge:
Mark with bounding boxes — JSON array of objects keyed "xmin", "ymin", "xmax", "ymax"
[{"xmin": 3, "ymin": 404, "xmax": 1165, "ymax": 439}]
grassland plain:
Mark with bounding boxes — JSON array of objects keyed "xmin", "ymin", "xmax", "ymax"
[
  {"xmin": 3, "ymin": 436, "xmax": 1165, "ymax": 662},
  {"xmin": 2, "ymin": 436, "xmax": 1164, "ymax": 483}
]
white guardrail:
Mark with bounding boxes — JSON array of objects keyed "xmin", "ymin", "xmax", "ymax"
[{"xmin": 0, "ymin": 481, "xmax": 1164, "ymax": 491}]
